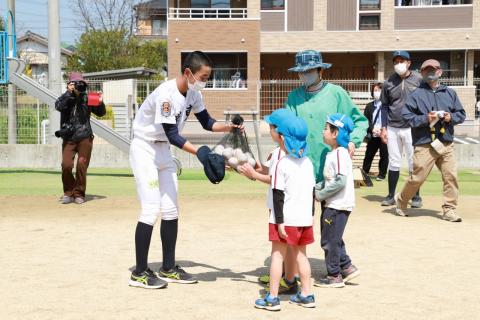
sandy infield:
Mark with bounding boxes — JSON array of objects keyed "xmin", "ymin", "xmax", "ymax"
[{"xmin": 1, "ymin": 193, "xmax": 479, "ymax": 320}]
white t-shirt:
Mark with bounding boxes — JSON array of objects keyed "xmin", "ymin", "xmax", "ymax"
[
  {"xmin": 270, "ymin": 154, "xmax": 315, "ymax": 227},
  {"xmin": 265, "ymin": 147, "xmax": 285, "ymax": 210},
  {"xmin": 133, "ymin": 79, "xmax": 205, "ymax": 141},
  {"xmin": 323, "ymin": 147, "xmax": 355, "ymax": 211}
]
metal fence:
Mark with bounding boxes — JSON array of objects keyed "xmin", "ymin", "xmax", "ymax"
[{"xmin": 1, "ymin": 78, "xmax": 479, "ymax": 144}]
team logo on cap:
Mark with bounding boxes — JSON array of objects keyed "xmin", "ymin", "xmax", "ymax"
[{"xmin": 161, "ymin": 102, "xmax": 171, "ymax": 117}]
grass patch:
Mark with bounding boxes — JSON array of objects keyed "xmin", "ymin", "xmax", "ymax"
[{"xmin": 0, "ymin": 168, "xmax": 479, "ymax": 198}]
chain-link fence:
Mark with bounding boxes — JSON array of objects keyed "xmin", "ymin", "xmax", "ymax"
[{"xmin": 1, "ymin": 78, "xmax": 479, "ymax": 145}]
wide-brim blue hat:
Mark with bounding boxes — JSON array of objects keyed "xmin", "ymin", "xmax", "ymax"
[
  {"xmin": 288, "ymin": 50, "xmax": 332, "ymax": 73},
  {"xmin": 326, "ymin": 113, "xmax": 354, "ymax": 149}
]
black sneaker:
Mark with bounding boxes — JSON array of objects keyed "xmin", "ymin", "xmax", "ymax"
[
  {"xmin": 411, "ymin": 196, "xmax": 423, "ymax": 208},
  {"xmin": 129, "ymin": 268, "xmax": 168, "ymax": 289},
  {"xmin": 158, "ymin": 265, "xmax": 198, "ymax": 284}
]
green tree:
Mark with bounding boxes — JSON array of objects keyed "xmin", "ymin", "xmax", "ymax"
[{"xmin": 67, "ymin": 29, "xmax": 167, "ymax": 75}]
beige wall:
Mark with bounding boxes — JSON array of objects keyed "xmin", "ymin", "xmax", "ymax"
[
  {"xmin": 395, "ymin": 6, "xmax": 473, "ymax": 30},
  {"xmin": 326, "ymin": 0, "xmax": 356, "ymax": 31},
  {"xmin": 168, "ymin": 20, "xmax": 260, "ymax": 117},
  {"xmin": 261, "ymin": 0, "xmax": 480, "ymax": 52}
]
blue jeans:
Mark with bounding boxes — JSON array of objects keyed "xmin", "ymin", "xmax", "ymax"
[{"xmin": 320, "ymin": 207, "xmax": 352, "ymax": 276}]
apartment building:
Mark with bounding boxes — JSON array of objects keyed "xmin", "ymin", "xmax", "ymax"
[{"xmin": 135, "ymin": 0, "xmax": 480, "ymax": 120}]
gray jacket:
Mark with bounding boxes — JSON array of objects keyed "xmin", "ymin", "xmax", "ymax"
[
  {"xmin": 402, "ymin": 82, "xmax": 466, "ymax": 146},
  {"xmin": 381, "ymin": 71, "xmax": 422, "ymax": 128}
]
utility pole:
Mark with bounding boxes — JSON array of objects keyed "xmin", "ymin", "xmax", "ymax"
[
  {"xmin": 7, "ymin": 0, "xmax": 16, "ymax": 144},
  {"xmin": 48, "ymin": 0, "xmax": 62, "ymax": 143}
]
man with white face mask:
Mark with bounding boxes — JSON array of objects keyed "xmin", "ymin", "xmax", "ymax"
[
  {"xmin": 128, "ymin": 51, "xmax": 243, "ymax": 289},
  {"xmin": 380, "ymin": 50, "xmax": 423, "ymax": 208},
  {"xmin": 395, "ymin": 59, "xmax": 465, "ymax": 221}
]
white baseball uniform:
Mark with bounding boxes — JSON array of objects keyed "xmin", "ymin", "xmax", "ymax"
[
  {"xmin": 130, "ymin": 79, "xmax": 205, "ymax": 225},
  {"xmin": 323, "ymin": 146, "xmax": 355, "ymax": 211},
  {"xmin": 270, "ymin": 154, "xmax": 315, "ymax": 227}
]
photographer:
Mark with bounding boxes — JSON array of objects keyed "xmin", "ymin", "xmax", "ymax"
[
  {"xmin": 55, "ymin": 72, "xmax": 106, "ymax": 204},
  {"xmin": 394, "ymin": 59, "xmax": 466, "ymax": 221}
]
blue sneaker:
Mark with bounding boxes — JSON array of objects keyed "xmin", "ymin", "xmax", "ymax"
[
  {"xmin": 254, "ymin": 293, "xmax": 281, "ymax": 311},
  {"xmin": 289, "ymin": 292, "xmax": 316, "ymax": 308}
]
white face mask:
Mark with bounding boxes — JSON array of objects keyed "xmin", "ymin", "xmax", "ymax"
[
  {"xmin": 299, "ymin": 71, "xmax": 319, "ymax": 87},
  {"xmin": 188, "ymin": 71, "xmax": 207, "ymax": 92},
  {"xmin": 394, "ymin": 62, "xmax": 408, "ymax": 76},
  {"xmin": 373, "ymin": 91, "xmax": 381, "ymax": 101}
]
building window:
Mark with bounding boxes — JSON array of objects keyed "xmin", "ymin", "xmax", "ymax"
[
  {"xmin": 181, "ymin": 52, "xmax": 248, "ymax": 89},
  {"xmin": 395, "ymin": 0, "xmax": 472, "ymax": 6},
  {"xmin": 359, "ymin": 14, "xmax": 380, "ymax": 30},
  {"xmin": 152, "ymin": 19, "xmax": 166, "ymax": 35},
  {"xmin": 191, "ymin": 0, "xmax": 211, "ymax": 7},
  {"xmin": 360, "ymin": 0, "xmax": 381, "ymax": 10},
  {"xmin": 261, "ymin": 0, "xmax": 285, "ymax": 10}
]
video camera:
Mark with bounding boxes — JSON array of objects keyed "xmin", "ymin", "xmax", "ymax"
[{"xmin": 55, "ymin": 123, "xmax": 74, "ymax": 139}]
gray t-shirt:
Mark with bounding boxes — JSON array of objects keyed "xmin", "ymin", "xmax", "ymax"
[{"xmin": 381, "ymin": 71, "xmax": 422, "ymax": 128}]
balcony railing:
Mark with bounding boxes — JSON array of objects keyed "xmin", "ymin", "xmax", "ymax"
[{"xmin": 168, "ymin": 8, "xmax": 248, "ymax": 19}]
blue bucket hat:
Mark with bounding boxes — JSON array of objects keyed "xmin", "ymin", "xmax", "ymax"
[
  {"xmin": 288, "ymin": 50, "xmax": 332, "ymax": 73},
  {"xmin": 326, "ymin": 113, "xmax": 354, "ymax": 148}
]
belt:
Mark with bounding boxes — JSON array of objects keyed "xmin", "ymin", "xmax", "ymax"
[{"xmin": 154, "ymin": 140, "xmax": 168, "ymax": 144}]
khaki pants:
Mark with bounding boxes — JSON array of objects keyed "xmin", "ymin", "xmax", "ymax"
[{"xmin": 397, "ymin": 142, "xmax": 458, "ymax": 213}]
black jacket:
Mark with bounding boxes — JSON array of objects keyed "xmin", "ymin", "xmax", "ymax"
[
  {"xmin": 55, "ymin": 91, "xmax": 106, "ymax": 142},
  {"xmin": 380, "ymin": 71, "xmax": 422, "ymax": 128},
  {"xmin": 363, "ymin": 100, "xmax": 383, "ymax": 135},
  {"xmin": 403, "ymin": 82, "xmax": 466, "ymax": 146}
]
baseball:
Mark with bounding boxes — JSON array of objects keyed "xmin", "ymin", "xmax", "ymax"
[
  {"xmin": 213, "ymin": 144, "xmax": 225, "ymax": 155},
  {"xmin": 237, "ymin": 153, "xmax": 248, "ymax": 164},
  {"xmin": 228, "ymin": 156, "xmax": 239, "ymax": 168},
  {"xmin": 233, "ymin": 148, "xmax": 244, "ymax": 158},
  {"xmin": 245, "ymin": 152, "xmax": 252, "ymax": 158},
  {"xmin": 247, "ymin": 157, "xmax": 256, "ymax": 167},
  {"xmin": 222, "ymin": 147, "xmax": 233, "ymax": 159}
]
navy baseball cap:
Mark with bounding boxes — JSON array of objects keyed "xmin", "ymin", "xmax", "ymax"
[
  {"xmin": 326, "ymin": 113, "xmax": 354, "ymax": 148},
  {"xmin": 197, "ymin": 146, "xmax": 225, "ymax": 184},
  {"xmin": 392, "ymin": 50, "xmax": 410, "ymax": 61}
]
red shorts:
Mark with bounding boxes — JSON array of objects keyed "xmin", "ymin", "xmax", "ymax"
[{"xmin": 269, "ymin": 223, "xmax": 314, "ymax": 246}]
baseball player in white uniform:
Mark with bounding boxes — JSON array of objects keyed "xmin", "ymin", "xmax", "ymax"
[
  {"xmin": 380, "ymin": 50, "xmax": 423, "ymax": 208},
  {"xmin": 128, "ymin": 51, "xmax": 242, "ymax": 289}
]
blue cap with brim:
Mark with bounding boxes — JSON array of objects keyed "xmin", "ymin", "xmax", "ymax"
[
  {"xmin": 392, "ymin": 50, "xmax": 410, "ymax": 61},
  {"xmin": 288, "ymin": 50, "xmax": 332, "ymax": 73},
  {"xmin": 326, "ymin": 113, "xmax": 354, "ymax": 148}
]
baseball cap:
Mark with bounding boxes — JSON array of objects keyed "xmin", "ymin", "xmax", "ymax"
[
  {"xmin": 197, "ymin": 146, "xmax": 225, "ymax": 184},
  {"xmin": 420, "ymin": 59, "xmax": 441, "ymax": 70},
  {"xmin": 392, "ymin": 50, "xmax": 410, "ymax": 61},
  {"xmin": 326, "ymin": 113, "xmax": 354, "ymax": 148}
]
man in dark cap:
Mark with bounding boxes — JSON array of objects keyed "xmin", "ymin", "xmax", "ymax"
[{"xmin": 395, "ymin": 59, "xmax": 466, "ymax": 222}]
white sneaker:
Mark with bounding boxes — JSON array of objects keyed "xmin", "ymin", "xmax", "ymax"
[
  {"xmin": 442, "ymin": 210, "xmax": 462, "ymax": 222},
  {"xmin": 61, "ymin": 195, "xmax": 74, "ymax": 204},
  {"xmin": 394, "ymin": 194, "xmax": 408, "ymax": 217}
]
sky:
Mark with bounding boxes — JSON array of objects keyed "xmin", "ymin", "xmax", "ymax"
[{"xmin": 0, "ymin": 0, "xmax": 82, "ymax": 45}]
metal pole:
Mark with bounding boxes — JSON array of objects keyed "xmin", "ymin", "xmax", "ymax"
[
  {"xmin": 48, "ymin": 0, "xmax": 62, "ymax": 144},
  {"xmin": 37, "ymin": 99, "xmax": 40, "ymax": 144},
  {"xmin": 7, "ymin": 0, "xmax": 16, "ymax": 144}
]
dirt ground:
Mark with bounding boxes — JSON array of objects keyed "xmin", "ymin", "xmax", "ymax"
[{"xmin": 1, "ymin": 193, "xmax": 479, "ymax": 320}]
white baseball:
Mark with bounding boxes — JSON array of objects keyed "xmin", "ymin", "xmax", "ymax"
[
  {"xmin": 214, "ymin": 144, "xmax": 225, "ymax": 155},
  {"xmin": 247, "ymin": 157, "xmax": 256, "ymax": 167},
  {"xmin": 237, "ymin": 153, "xmax": 248, "ymax": 164},
  {"xmin": 228, "ymin": 156, "xmax": 239, "ymax": 168},
  {"xmin": 245, "ymin": 152, "xmax": 252, "ymax": 158},
  {"xmin": 233, "ymin": 148, "xmax": 244, "ymax": 158},
  {"xmin": 222, "ymin": 147, "xmax": 233, "ymax": 159}
]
